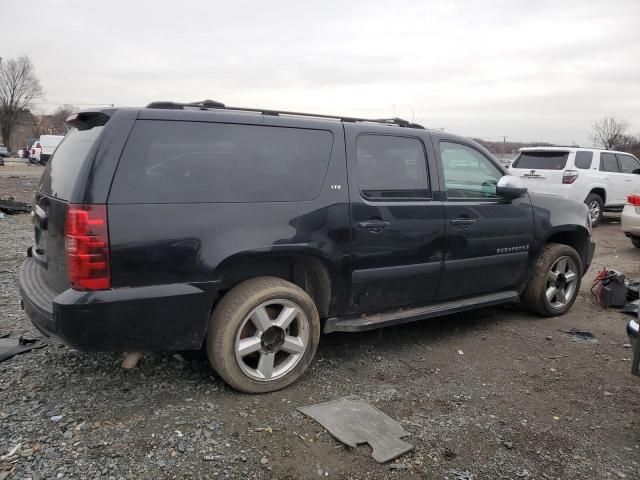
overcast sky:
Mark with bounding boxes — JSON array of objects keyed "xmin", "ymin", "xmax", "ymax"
[{"xmin": 3, "ymin": 0, "xmax": 640, "ymax": 145}]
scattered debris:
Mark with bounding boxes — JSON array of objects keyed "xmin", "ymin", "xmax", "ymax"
[
  {"xmin": 0, "ymin": 336, "xmax": 45, "ymax": 363},
  {"xmin": 121, "ymin": 352, "xmax": 143, "ymax": 369},
  {"xmin": 622, "ymin": 299, "xmax": 639, "ymax": 316},
  {"xmin": 298, "ymin": 398, "xmax": 413, "ymax": 463},
  {"xmin": 0, "ymin": 197, "xmax": 30, "ymax": 215},
  {"xmin": 457, "ymin": 350, "xmax": 464, "ymax": 355},
  {"xmin": 50, "ymin": 415, "xmax": 64, "ymax": 423},
  {"xmin": 592, "ymin": 269, "xmax": 627, "ymax": 308},
  {"xmin": 545, "ymin": 335, "xmax": 553, "ymax": 341},
  {"xmin": 559, "ymin": 329, "xmax": 597, "ymax": 344}
]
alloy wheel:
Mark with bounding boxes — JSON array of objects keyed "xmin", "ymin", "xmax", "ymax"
[
  {"xmin": 234, "ymin": 299, "xmax": 309, "ymax": 381},
  {"xmin": 546, "ymin": 255, "xmax": 579, "ymax": 309}
]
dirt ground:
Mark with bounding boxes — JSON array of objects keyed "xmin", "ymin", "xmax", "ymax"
[{"xmin": 1, "ymin": 172, "xmax": 639, "ymax": 480}]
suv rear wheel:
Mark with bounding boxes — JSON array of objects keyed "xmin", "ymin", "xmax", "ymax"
[
  {"xmin": 206, "ymin": 276, "xmax": 320, "ymax": 393},
  {"xmin": 631, "ymin": 236, "xmax": 640, "ymax": 249},
  {"xmin": 585, "ymin": 193, "xmax": 603, "ymax": 227},
  {"xmin": 522, "ymin": 243, "xmax": 582, "ymax": 317}
]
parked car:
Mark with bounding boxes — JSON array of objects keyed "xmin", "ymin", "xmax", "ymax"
[
  {"xmin": 29, "ymin": 140, "xmax": 42, "ymax": 164},
  {"xmin": 0, "ymin": 144, "xmax": 8, "ymax": 158},
  {"xmin": 622, "ymin": 192, "xmax": 640, "ymax": 248},
  {"xmin": 509, "ymin": 147, "xmax": 640, "ymax": 226},
  {"xmin": 38, "ymin": 134, "xmax": 64, "ymax": 165},
  {"xmin": 19, "ymin": 102, "xmax": 595, "ymax": 393}
]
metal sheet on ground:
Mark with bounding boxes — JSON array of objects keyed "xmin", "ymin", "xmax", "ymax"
[{"xmin": 298, "ymin": 397, "xmax": 413, "ymax": 463}]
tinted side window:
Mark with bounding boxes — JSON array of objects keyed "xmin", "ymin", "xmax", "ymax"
[
  {"xmin": 617, "ymin": 154, "xmax": 640, "ymax": 174},
  {"xmin": 600, "ymin": 153, "xmax": 619, "ymax": 172},
  {"xmin": 110, "ymin": 121, "xmax": 333, "ymax": 203},
  {"xmin": 356, "ymin": 134, "xmax": 429, "ymax": 199},
  {"xmin": 574, "ymin": 151, "xmax": 593, "ymax": 169},
  {"xmin": 440, "ymin": 142, "xmax": 503, "ymax": 199},
  {"xmin": 38, "ymin": 127, "xmax": 104, "ymax": 200}
]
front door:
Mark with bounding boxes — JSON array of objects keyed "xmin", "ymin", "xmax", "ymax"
[
  {"xmin": 345, "ymin": 126, "xmax": 445, "ymax": 314},
  {"xmin": 435, "ymin": 138, "xmax": 534, "ymax": 299}
]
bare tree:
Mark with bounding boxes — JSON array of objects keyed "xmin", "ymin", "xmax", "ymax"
[
  {"xmin": 0, "ymin": 56, "xmax": 44, "ymax": 148},
  {"xmin": 29, "ymin": 112, "xmax": 48, "ymax": 138},
  {"xmin": 590, "ymin": 115, "xmax": 630, "ymax": 150},
  {"xmin": 51, "ymin": 104, "xmax": 75, "ymax": 131}
]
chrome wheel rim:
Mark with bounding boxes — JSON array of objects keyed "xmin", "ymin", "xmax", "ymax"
[
  {"xmin": 234, "ymin": 299, "xmax": 309, "ymax": 382},
  {"xmin": 546, "ymin": 256, "xmax": 579, "ymax": 309},
  {"xmin": 588, "ymin": 200, "xmax": 600, "ymax": 223}
]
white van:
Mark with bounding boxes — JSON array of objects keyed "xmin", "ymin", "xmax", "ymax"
[{"xmin": 37, "ymin": 135, "xmax": 64, "ymax": 165}]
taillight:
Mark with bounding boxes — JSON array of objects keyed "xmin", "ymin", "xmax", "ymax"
[
  {"xmin": 65, "ymin": 204, "xmax": 111, "ymax": 290},
  {"xmin": 562, "ymin": 170, "xmax": 579, "ymax": 184},
  {"xmin": 627, "ymin": 194, "xmax": 640, "ymax": 206},
  {"xmin": 31, "ymin": 148, "xmax": 35, "ymax": 154}
]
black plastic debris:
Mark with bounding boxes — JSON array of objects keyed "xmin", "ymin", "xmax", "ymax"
[
  {"xmin": 0, "ymin": 197, "xmax": 31, "ymax": 214},
  {"xmin": 0, "ymin": 336, "xmax": 45, "ymax": 362},
  {"xmin": 623, "ymin": 300, "xmax": 640, "ymax": 316},
  {"xmin": 559, "ymin": 328, "xmax": 597, "ymax": 343},
  {"xmin": 626, "ymin": 279, "xmax": 639, "ymax": 301}
]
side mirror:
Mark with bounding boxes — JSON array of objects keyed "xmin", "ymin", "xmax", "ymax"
[
  {"xmin": 632, "ymin": 168, "xmax": 640, "ymax": 175},
  {"xmin": 496, "ymin": 175, "xmax": 528, "ymax": 200}
]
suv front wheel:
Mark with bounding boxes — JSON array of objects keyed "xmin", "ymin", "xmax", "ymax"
[
  {"xmin": 207, "ymin": 276, "xmax": 320, "ymax": 393},
  {"xmin": 522, "ymin": 243, "xmax": 582, "ymax": 317}
]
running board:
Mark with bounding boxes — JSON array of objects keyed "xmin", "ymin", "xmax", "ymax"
[{"xmin": 323, "ymin": 291, "xmax": 519, "ymax": 333}]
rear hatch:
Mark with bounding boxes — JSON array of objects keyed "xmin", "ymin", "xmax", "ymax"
[
  {"xmin": 509, "ymin": 150, "xmax": 571, "ymax": 194},
  {"xmin": 33, "ymin": 126, "xmax": 105, "ymax": 294}
]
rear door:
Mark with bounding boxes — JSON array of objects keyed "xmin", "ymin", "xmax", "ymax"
[
  {"xmin": 436, "ymin": 138, "xmax": 534, "ymax": 299},
  {"xmin": 509, "ymin": 150, "xmax": 569, "ymax": 196},
  {"xmin": 345, "ymin": 125, "xmax": 444, "ymax": 313},
  {"xmin": 599, "ymin": 152, "xmax": 626, "ymax": 205}
]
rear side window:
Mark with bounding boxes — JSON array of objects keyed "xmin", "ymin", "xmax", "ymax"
[
  {"xmin": 617, "ymin": 154, "xmax": 640, "ymax": 174},
  {"xmin": 38, "ymin": 127, "xmax": 104, "ymax": 200},
  {"xmin": 600, "ymin": 153, "xmax": 619, "ymax": 172},
  {"xmin": 574, "ymin": 151, "xmax": 593, "ymax": 169},
  {"xmin": 356, "ymin": 134, "xmax": 429, "ymax": 200},
  {"xmin": 512, "ymin": 151, "xmax": 568, "ymax": 170},
  {"xmin": 110, "ymin": 121, "xmax": 333, "ymax": 203}
]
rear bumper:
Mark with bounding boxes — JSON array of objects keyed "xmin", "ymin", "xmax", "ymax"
[
  {"xmin": 19, "ymin": 257, "xmax": 218, "ymax": 351},
  {"xmin": 621, "ymin": 205, "xmax": 640, "ymax": 236}
]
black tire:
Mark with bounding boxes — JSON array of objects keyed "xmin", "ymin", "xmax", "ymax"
[
  {"xmin": 631, "ymin": 236, "xmax": 640, "ymax": 249},
  {"xmin": 584, "ymin": 193, "xmax": 603, "ymax": 227},
  {"xmin": 206, "ymin": 276, "xmax": 320, "ymax": 393},
  {"xmin": 522, "ymin": 243, "xmax": 582, "ymax": 317}
]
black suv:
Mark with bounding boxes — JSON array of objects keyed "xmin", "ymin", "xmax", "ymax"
[{"xmin": 19, "ymin": 101, "xmax": 595, "ymax": 393}]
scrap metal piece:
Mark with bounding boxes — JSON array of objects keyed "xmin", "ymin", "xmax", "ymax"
[
  {"xmin": 298, "ymin": 397, "xmax": 413, "ymax": 463},
  {"xmin": 0, "ymin": 197, "xmax": 30, "ymax": 214},
  {"xmin": 0, "ymin": 336, "xmax": 45, "ymax": 363}
]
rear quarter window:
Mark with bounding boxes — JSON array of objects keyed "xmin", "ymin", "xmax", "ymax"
[
  {"xmin": 38, "ymin": 127, "xmax": 104, "ymax": 200},
  {"xmin": 110, "ymin": 121, "xmax": 334, "ymax": 203},
  {"xmin": 512, "ymin": 151, "xmax": 568, "ymax": 170},
  {"xmin": 574, "ymin": 151, "xmax": 593, "ymax": 169}
]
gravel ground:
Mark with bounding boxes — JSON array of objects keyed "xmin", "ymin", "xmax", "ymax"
[{"xmin": 1, "ymin": 173, "xmax": 639, "ymax": 479}]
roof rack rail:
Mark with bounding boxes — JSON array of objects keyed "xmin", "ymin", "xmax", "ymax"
[{"xmin": 145, "ymin": 100, "xmax": 425, "ymax": 129}]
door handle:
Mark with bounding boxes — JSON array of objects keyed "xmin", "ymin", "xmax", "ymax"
[
  {"xmin": 625, "ymin": 178, "xmax": 633, "ymax": 182},
  {"xmin": 358, "ymin": 220, "xmax": 390, "ymax": 233},
  {"xmin": 451, "ymin": 218, "xmax": 476, "ymax": 227}
]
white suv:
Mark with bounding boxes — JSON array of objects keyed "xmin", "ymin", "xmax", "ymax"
[{"xmin": 509, "ymin": 147, "xmax": 640, "ymax": 226}]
